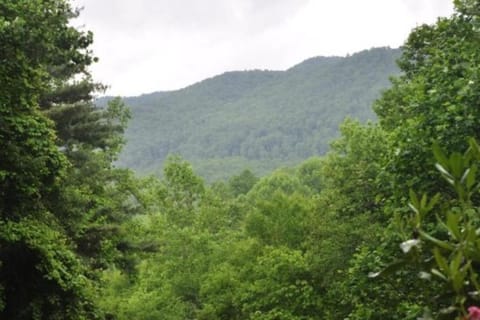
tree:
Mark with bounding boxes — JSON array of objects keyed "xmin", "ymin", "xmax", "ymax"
[
  {"xmin": 235, "ymin": 246, "xmax": 317, "ymax": 320},
  {"xmin": 350, "ymin": 2, "xmax": 480, "ymax": 318},
  {"xmin": 0, "ymin": 1, "xmax": 119, "ymax": 318},
  {"xmin": 228, "ymin": 169, "xmax": 259, "ymax": 197},
  {"xmin": 374, "ymin": 2, "xmax": 480, "ymax": 196}
]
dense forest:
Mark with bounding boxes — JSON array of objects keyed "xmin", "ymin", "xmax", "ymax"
[
  {"xmin": 4, "ymin": 0, "xmax": 480, "ymax": 320},
  {"xmin": 109, "ymin": 47, "xmax": 400, "ymax": 181}
]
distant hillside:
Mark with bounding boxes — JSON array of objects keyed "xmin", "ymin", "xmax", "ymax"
[{"xmin": 105, "ymin": 47, "xmax": 401, "ymax": 181}]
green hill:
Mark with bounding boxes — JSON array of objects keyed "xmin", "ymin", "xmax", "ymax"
[{"xmin": 109, "ymin": 47, "xmax": 401, "ymax": 181}]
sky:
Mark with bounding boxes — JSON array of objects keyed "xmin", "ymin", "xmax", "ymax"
[{"xmin": 71, "ymin": 0, "xmax": 454, "ymax": 97}]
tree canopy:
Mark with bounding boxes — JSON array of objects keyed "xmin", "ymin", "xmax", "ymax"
[{"xmin": 5, "ymin": 0, "xmax": 480, "ymax": 319}]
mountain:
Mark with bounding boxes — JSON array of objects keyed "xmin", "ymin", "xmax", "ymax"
[{"xmin": 107, "ymin": 47, "xmax": 401, "ymax": 181}]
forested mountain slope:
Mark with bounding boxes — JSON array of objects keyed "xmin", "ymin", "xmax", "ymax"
[
  {"xmin": 113, "ymin": 47, "xmax": 401, "ymax": 180},
  {"xmin": 9, "ymin": 1, "xmax": 480, "ymax": 319}
]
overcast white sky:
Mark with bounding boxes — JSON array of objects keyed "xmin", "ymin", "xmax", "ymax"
[{"xmin": 72, "ymin": 0, "xmax": 454, "ymax": 96}]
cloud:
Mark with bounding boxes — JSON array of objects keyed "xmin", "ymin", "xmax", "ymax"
[
  {"xmin": 401, "ymin": 0, "xmax": 454, "ymax": 19},
  {"xmin": 71, "ymin": 0, "xmax": 454, "ymax": 96},
  {"xmin": 75, "ymin": 0, "xmax": 309, "ymax": 36}
]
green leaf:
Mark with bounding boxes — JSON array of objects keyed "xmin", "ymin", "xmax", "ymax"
[
  {"xmin": 449, "ymin": 153, "xmax": 464, "ymax": 179},
  {"xmin": 425, "ymin": 193, "xmax": 440, "ymax": 212},
  {"xmin": 433, "ymin": 143, "xmax": 449, "ymax": 169},
  {"xmin": 435, "ymin": 163, "xmax": 454, "ymax": 185},
  {"xmin": 433, "ymin": 248, "xmax": 450, "ymax": 275},
  {"xmin": 451, "ymin": 256, "xmax": 468, "ymax": 293},
  {"xmin": 420, "ymin": 193, "xmax": 428, "ymax": 211},
  {"xmin": 409, "ymin": 189, "xmax": 420, "ymax": 209},
  {"xmin": 445, "ymin": 212, "xmax": 461, "ymax": 240},
  {"xmin": 431, "ymin": 268, "xmax": 448, "ymax": 282},
  {"xmin": 466, "ymin": 165, "xmax": 477, "ymax": 190},
  {"xmin": 468, "ymin": 138, "xmax": 480, "ymax": 159},
  {"xmin": 408, "ymin": 202, "xmax": 419, "ymax": 215},
  {"xmin": 461, "ymin": 168, "xmax": 471, "ymax": 185},
  {"xmin": 420, "ymin": 230, "xmax": 455, "ymax": 251}
]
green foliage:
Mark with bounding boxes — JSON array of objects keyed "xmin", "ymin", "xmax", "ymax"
[
  {"xmin": 112, "ymin": 47, "xmax": 400, "ymax": 181},
  {"xmin": 0, "ymin": 0, "xmax": 71, "ymax": 220},
  {"xmin": 395, "ymin": 140, "xmax": 480, "ymax": 319},
  {"xmin": 296, "ymin": 157, "xmax": 323, "ymax": 193},
  {"xmin": 0, "ymin": 0, "xmax": 109, "ymax": 318},
  {"xmin": 98, "ymin": 157, "xmax": 329, "ymax": 319},
  {"xmin": 345, "ymin": 3, "xmax": 480, "ymax": 319},
  {"xmin": 0, "ymin": 219, "xmax": 99, "ymax": 319},
  {"xmin": 161, "ymin": 156, "xmax": 206, "ymax": 227},
  {"xmin": 245, "ymin": 191, "xmax": 312, "ymax": 249},
  {"xmin": 0, "ymin": 1, "xmax": 137, "ymax": 318},
  {"xmin": 374, "ymin": 4, "xmax": 480, "ymax": 195},
  {"xmin": 46, "ymin": 97, "xmax": 130, "ymax": 160},
  {"xmin": 228, "ymin": 169, "xmax": 259, "ymax": 196},
  {"xmin": 9, "ymin": 0, "xmax": 480, "ymax": 319},
  {"xmin": 96, "ymin": 3, "xmax": 480, "ymax": 320},
  {"xmin": 236, "ymin": 246, "xmax": 317, "ymax": 320},
  {"xmin": 320, "ymin": 119, "xmax": 390, "ymax": 219}
]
